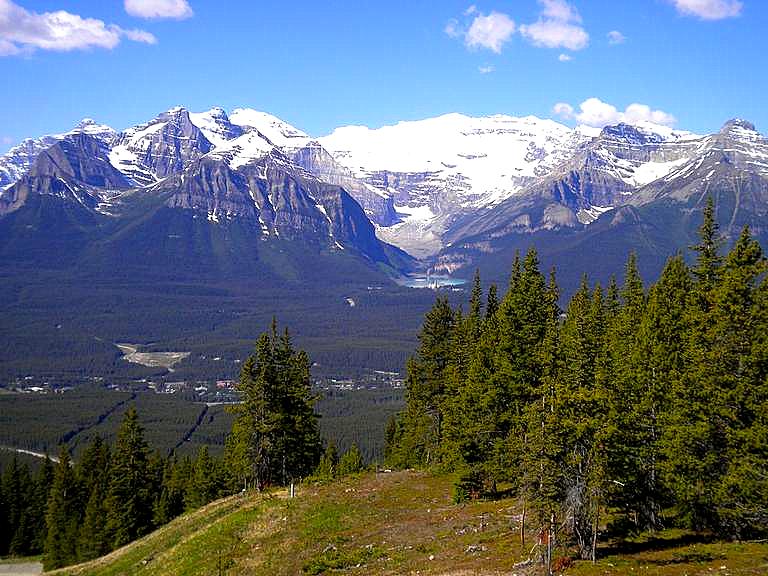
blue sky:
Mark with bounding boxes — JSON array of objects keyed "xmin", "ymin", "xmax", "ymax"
[{"xmin": 0, "ymin": 0, "xmax": 765, "ymax": 151}]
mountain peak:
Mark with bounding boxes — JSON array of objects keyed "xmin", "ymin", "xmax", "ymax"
[
  {"xmin": 720, "ymin": 118, "xmax": 757, "ymax": 132},
  {"xmin": 716, "ymin": 119, "xmax": 763, "ymax": 148}
]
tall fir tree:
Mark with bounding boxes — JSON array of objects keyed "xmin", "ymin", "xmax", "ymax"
[
  {"xmin": 226, "ymin": 322, "xmax": 321, "ymax": 490},
  {"xmin": 104, "ymin": 407, "xmax": 153, "ymax": 547},
  {"xmin": 44, "ymin": 449, "xmax": 79, "ymax": 570}
]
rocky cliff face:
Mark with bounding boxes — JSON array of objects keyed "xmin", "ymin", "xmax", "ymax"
[
  {"xmin": 629, "ymin": 119, "xmax": 768, "ymax": 237},
  {"xmin": 0, "ymin": 132, "xmax": 131, "ymax": 216},
  {"xmin": 155, "ymin": 148, "xmax": 391, "ymax": 264},
  {"xmin": 0, "ymin": 119, "xmax": 116, "ymax": 190},
  {"xmin": 109, "ymin": 107, "xmax": 213, "ymax": 185},
  {"xmin": 291, "ymin": 141, "xmax": 398, "ymax": 226}
]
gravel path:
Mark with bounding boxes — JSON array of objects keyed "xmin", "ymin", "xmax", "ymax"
[{"xmin": 0, "ymin": 563, "xmax": 43, "ymax": 576}]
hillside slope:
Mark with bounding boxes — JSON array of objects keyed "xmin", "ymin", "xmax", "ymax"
[{"xmin": 51, "ymin": 472, "xmax": 768, "ymax": 576}]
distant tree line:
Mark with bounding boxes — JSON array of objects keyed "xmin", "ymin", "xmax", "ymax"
[
  {"xmin": 1, "ymin": 321, "xmax": 363, "ymax": 569},
  {"xmin": 386, "ymin": 198, "xmax": 768, "ymax": 565}
]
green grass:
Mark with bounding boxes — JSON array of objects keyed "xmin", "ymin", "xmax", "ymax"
[
  {"xmin": 0, "ymin": 554, "xmax": 42, "ymax": 564},
  {"xmin": 48, "ymin": 472, "xmax": 768, "ymax": 576}
]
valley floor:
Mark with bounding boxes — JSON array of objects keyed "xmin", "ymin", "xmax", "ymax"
[{"xmin": 48, "ymin": 471, "xmax": 768, "ymax": 576}]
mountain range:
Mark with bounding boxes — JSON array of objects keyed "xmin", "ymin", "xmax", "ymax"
[{"xmin": 1, "ymin": 106, "xmax": 766, "ymax": 381}]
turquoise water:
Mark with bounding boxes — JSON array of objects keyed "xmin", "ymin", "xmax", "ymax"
[{"xmin": 398, "ymin": 275, "xmax": 467, "ymax": 289}]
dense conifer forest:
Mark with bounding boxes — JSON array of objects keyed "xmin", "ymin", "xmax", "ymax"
[
  {"xmin": 386, "ymin": 198, "xmax": 768, "ymax": 566},
  {"xmin": 0, "ymin": 323, "xmax": 367, "ymax": 570},
  {"xmin": 2, "ymin": 199, "xmax": 766, "ymax": 572}
]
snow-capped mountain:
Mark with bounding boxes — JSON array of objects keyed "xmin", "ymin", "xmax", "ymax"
[
  {"xmin": 314, "ymin": 114, "xmax": 706, "ymax": 256},
  {"xmin": 109, "ymin": 107, "xmax": 213, "ymax": 186},
  {"xmin": 632, "ymin": 119, "xmax": 768, "ymax": 206},
  {"xmin": 0, "ymin": 106, "xmax": 411, "ymax": 275},
  {"xmin": 0, "ymin": 119, "xmax": 115, "ymax": 190},
  {"xmin": 1, "ymin": 106, "xmax": 766, "ymax": 278}
]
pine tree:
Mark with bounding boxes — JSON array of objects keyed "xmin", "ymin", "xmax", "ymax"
[
  {"xmin": 690, "ymin": 196, "xmax": 723, "ymax": 295},
  {"xmin": 31, "ymin": 457, "xmax": 54, "ymax": 554},
  {"xmin": 226, "ymin": 322, "xmax": 321, "ymax": 490},
  {"xmin": 0, "ymin": 465, "xmax": 6, "ymax": 557},
  {"xmin": 708, "ymin": 227, "xmax": 767, "ymax": 537},
  {"xmin": 44, "ymin": 449, "xmax": 79, "ymax": 570},
  {"xmin": 8, "ymin": 461, "xmax": 34, "ymax": 557},
  {"xmin": 78, "ymin": 482, "xmax": 109, "ymax": 561},
  {"xmin": 153, "ymin": 456, "xmax": 189, "ymax": 525},
  {"xmin": 185, "ymin": 446, "xmax": 220, "ymax": 510},
  {"xmin": 104, "ymin": 407, "xmax": 153, "ymax": 547},
  {"xmin": 625, "ymin": 255, "xmax": 692, "ymax": 530},
  {"xmin": 2, "ymin": 457, "xmax": 23, "ymax": 556},
  {"xmin": 396, "ymin": 297, "xmax": 455, "ymax": 467}
]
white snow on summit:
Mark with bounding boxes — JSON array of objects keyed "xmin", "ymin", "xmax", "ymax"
[
  {"xmin": 207, "ymin": 131, "xmax": 275, "ymax": 169},
  {"xmin": 0, "ymin": 119, "xmax": 116, "ymax": 190},
  {"xmin": 318, "ymin": 113, "xmax": 587, "ymax": 208},
  {"xmin": 229, "ymin": 109, "xmax": 310, "ymax": 149}
]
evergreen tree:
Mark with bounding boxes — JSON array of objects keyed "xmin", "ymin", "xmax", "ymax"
[
  {"xmin": 31, "ymin": 457, "xmax": 54, "ymax": 554},
  {"xmin": 708, "ymin": 227, "xmax": 766, "ymax": 536},
  {"xmin": 78, "ymin": 482, "xmax": 109, "ymax": 561},
  {"xmin": 395, "ymin": 297, "xmax": 455, "ymax": 467},
  {"xmin": 690, "ymin": 196, "xmax": 723, "ymax": 294},
  {"xmin": 8, "ymin": 461, "xmax": 34, "ymax": 557},
  {"xmin": 44, "ymin": 449, "xmax": 79, "ymax": 570},
  {"xmin": 626, "ymin": 255, "xmax": 691, "ymax": 531},
  {"xmin": 104, "ymin": 407, "xmax": 153, "ymax": 547},
  {"xmin": 2, "ymin": 457, "xmax": 23, "ymax": 556},
  {"xmin": 185, "ymin": 446, "xmax": 220, "ymax": 510},
  {"xmin": 153, "ymin": 456, "xmax": 189, "ymax": 525},
  {"xmin": 226, "ymin": 322, "xmax": 321, "ymax": 490}
]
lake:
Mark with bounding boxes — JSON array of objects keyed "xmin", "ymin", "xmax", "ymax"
[{"xmin": 398, "ymin": 275, "xmax": 467, "ymax": 289}]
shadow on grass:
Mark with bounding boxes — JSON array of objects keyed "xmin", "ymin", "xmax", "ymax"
[{"xmin": 601, "ymin": 532, "xmax": 717, "ymax": 559}]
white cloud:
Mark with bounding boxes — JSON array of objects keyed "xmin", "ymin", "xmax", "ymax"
[
  {"xmin": 123, "ymin": 28, "xmax": 158, "ymax": 44},
  {"xmin": 540, "ymin": 0, "xmax": 582, "ymax": 22},
  {"xmin": 553, "ymin": 97, "xmax": 677, "ymax": 127},
  {"xmin": 520, "ymin": 0, "xmax": 589, "ymax": 51},
  {"xmin": 465, "ymin": 11, "xmax": 516, "ymax": 53},
  {"xmin": 478, "ymin": 64, "xmax": 495, "ymax": 73},
  {"xmin": 444, "ymin": 19, "xmax": 461, "ymax": 38},
  {"xmin": 124, "ymin": 0, "xmax": 193, "ymax": 20},
  {"xmin": 1, "ymin": 135, "xmax": 12, "ymax": 146},
  {"xmin": 0, "ymin": 0, "xmax": 156, "ymax": 55},
  {"xmin": 607, "ymin": 30, "xmax": 626, "ymax": 44},
  {"xmin": 553, "ymin": 102, "xmax": 575, "ymax": 117},
  {"xmin": 446, "ymin": 1, "xmax": 590, "ymax": 54},
  {"xmin": 670, "ymin": 0, "xmax": 742, "ymax": 20},
  {"xmin": 558, "ymin": 53, "xmax": 572, "ymax": 61},
  {"xmin": 521, "ymin": 20, "xmax": 589, "ymax": 49}
]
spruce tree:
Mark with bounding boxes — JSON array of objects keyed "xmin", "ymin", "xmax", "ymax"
[
  {"xmin": 153, "ymin": 456, "xmax": 188, "ymax": 525},
  {"xmin": 8, "ymin": 461, "xmax": 34, "ymax": 557},
  {"xmin": 104, "ymin": 407, "xmax": 153, "ymax": 547},
  {"xmin": 31, "ymin": 457, "xmax": 54, "ymax": 554},
  {"xmin": 226, "ymin": 322, "xmax": 321, "ymax": 490},
  {"xmin": 396, "ymin": 297, "xmax": 455, "ymax": 467},
  {"xmin": 2, "ymin": 457, "xmax": 22, "ymax": 556},
  {"xmin": 708, "ymin": 227, "xmax": 766, "ymax": 536},
  {"xmin": 78, "ymin": 482, "xmax": 109, "ymax": 561},
  {"xmin": 185, "ymin": 446, "xmax": 220, "ymax": 510},
  {"xmin": 44, "ymin": 449, "xmax": 79, "ymax": 570}
]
